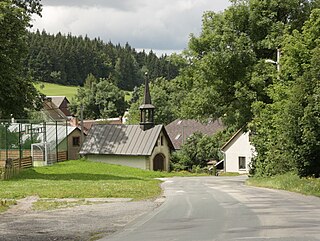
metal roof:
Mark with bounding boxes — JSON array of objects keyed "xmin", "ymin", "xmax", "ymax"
[
  {"xmin": 165, "ymin": 119, "xmax": 225, "ymax": 150},
  {"xmin": 80, "ymin": 124, "xmax": 165, "ymax": 156}
]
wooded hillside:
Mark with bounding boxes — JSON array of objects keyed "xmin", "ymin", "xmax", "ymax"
[{"xmin": 24, "ymin": 30, "xmax": 180, "ymax": 90}]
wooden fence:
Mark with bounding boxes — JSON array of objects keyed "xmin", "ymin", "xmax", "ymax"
[
  {"xmin": 0, "ymin": 156, "xmax": 32, "ymax": 180},
  {"xmin": 0, "ymin": 151, "xmax": 67, "ymax": 180}
]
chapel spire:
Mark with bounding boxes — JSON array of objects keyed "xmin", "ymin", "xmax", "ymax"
[{"xmin": 139, "ymin": 72, "xmax": 155, "ymax": 131}]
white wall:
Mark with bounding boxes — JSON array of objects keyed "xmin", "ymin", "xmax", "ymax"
[
  {"xmin": 85, "ymin": 154, "xmax": 148, "ymax": 170},
  {"xmin": 224, "ymin": 131, "xmax": 255, "ymax": 174}
]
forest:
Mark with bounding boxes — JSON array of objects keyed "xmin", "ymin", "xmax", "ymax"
[
  {"xmin": 0, "ymin": 0, "xmax": 319, "ymax": 177},
  {"xmin": 24, "ymin": 30, "xmax": 181, "ymax": 90}
]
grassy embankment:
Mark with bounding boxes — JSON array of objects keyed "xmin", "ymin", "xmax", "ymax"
[
  {"xmin": 0, "ymin": 159, "xmax": 206, "ymax": 211},
  {"xmin": 247, "ymin": 173, "xmax": 320, "ymax": 197}
]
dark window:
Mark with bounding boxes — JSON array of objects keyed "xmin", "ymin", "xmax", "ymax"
[
  {"xmin": 73, "ymin": 136, "xmax": 80, "ymax": 146},
  {"xmin": 160, "ymin": 136, "xmax": 164, "ymax": 146},
  {"xmin": 239, "ymin": 156, "xmax": 246, "ymax": 170}
]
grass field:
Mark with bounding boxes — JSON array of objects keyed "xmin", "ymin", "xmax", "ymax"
[
  {"xmin": 247, "ymin": 173, "xmax": 320, "ymax": 197},
  {"xmin": 0, "ymin": 159, "xmax": 207, "ymax": 202},
  {"xmin": 34, "ymin": 82, "xmax": 78, "ymax": 100}
]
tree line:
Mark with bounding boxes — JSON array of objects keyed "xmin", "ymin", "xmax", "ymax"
[
  {"xmin": 24, "ymin": 30, "xmax": 180, "ymax": 90},
  {"xmin": 128, "ymin": 0, "xmax": 320, "ymax": 177}
]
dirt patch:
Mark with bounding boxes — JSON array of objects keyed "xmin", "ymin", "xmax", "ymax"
[{"xmin": 0, "ymin": 197, "xmax": 163, "ymax": 241}]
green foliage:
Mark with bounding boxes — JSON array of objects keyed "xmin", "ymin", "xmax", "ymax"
[
  {"xmin": 176, "ymin": 0, "xmax": 316, "ymax": 129},
  {"xmin": 127, "ymin": 77, "xmax": 185, "ymax": 125},
  {"xmin": 170, "ymin": 128, "xmax": 235, "ymax": 172},
  {"xmin": 0, "ymin": 0, "xmax": 41, "ymax": 119},
  {"xmin": 24, "ymin": 32, "xmax": 181, "ymax": 90},
  {"xmin": 250, "ymin": 8, "xmax": 320, "ymax": 177},
  {"xmin": 70, "ymin": 74, "xmax": 128, "ymax": 119}
]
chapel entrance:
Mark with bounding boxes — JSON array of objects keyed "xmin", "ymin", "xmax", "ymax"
[{"xmin": 153, "ymin": 153, "xmax": 165, "ymax": 171}]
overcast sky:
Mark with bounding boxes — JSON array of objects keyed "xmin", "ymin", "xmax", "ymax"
[{"xmin": 31, "ymin": 0, "xmax": 231, "ymax": 55}]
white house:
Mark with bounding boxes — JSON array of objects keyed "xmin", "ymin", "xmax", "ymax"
[{"xmin": 221, "ymin": 129, "xmax": 255, "ymax": 174}]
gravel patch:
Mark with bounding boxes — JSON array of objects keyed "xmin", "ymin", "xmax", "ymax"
[{"xmin": 0, "ymin": 198, "xmax": 163, "ymax": 241}]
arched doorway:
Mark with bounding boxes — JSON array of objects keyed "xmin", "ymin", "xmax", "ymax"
[{"xmin": 153, "ymin": 153, "xmax": 165, "ymax": 171}]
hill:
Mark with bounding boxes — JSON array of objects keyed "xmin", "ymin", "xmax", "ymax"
[
  {"xmin": 25, "ymin": 31, "xmax": 181, "ymax": 90},
  {"xmin": 34, "ymin": 82, "xmax": 78, "ymax": 100}
]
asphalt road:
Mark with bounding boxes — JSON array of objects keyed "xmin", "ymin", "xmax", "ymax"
[{"xmin": 100, "ymin": 176, "xmax": 320, "ymax": 241}]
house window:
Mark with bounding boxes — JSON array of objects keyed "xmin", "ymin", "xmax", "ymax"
[
  {"xmin": 239, "ymin": 156, "xmax": 246, "ymax": 170},
  {"xmin": 160, "ymin": 136, "xmax": 164, "ymax": 146},
  {"xmin": 73, "ymin": 136, "xmax": 80, "ymax": 146}
]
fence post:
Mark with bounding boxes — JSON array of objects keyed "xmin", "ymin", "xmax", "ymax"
[
  {"xmin": 5, "ymin": 123, "xmax": 8, "ymax": 161},
  {"xmin": 66, "ymin": 120, "xmax": 69, "ymax": 161},
  {"xmin": 55, "ymin": 121, "xmax": 58, "ymax": 163},
  {"xmin": 18, "ymin": 123, "xmax": 22, "ymax": 169}
]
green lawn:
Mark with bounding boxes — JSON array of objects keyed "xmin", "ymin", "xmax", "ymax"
[
  {"xmin": 0, "ymin": 159, "xmax": 165, "ymax": 200},
  {"xmin": 0, "ymin": 159, "xmax": 206, "ymax": 202},
  {"xmin": 246, "ymin": 173, "xmax": 320, "ymax": 197},
  {"xmin": 34, "ymin": 82, "xmax": 78, "ymax": 100}
]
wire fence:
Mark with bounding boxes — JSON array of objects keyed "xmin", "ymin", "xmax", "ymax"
[{"xmin": 0, "ymin": 120, "xmax": 70, "ymax": 179}]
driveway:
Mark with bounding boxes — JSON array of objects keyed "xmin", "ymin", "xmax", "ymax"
[{"xmin": 101, "ymin": 176, "xmax": 320, "ymax": 241}]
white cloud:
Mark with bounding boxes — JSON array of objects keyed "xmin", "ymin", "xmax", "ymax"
[{"xmin": 32, "ymin": 0, "xmax": 231, "ymax": 52}]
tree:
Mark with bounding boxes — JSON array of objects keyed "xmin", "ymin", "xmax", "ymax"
[
  {"xmin": 127, "ymin": 77, "xmax": 185, "ymax": 125},
  {"xmin": 177, "ymin": 0, "xmax": 316, "ymax": 128},
  {"xmin": 250, "ymin": 8, "xmax": 320, "ymax": 177},
  {"xmin": 71, "ymin": 74, "xmax": 128, "ymax": 119},
  {"xmin": 0, "ymin": 0, "xmax": 42, "ymax": 119},
  {"xmin": 170, "ymin": 128, "xmax": 236, "ymax": 171}
]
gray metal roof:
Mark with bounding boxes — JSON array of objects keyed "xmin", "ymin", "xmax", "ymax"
[{"xmin": 80, "ymin": 124, "xmax": 164, "ymax": 156}]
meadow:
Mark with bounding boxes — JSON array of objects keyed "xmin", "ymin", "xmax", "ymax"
[{"xmin": 34, "ymin": 82, "xmax": 78, "ymax": 100}]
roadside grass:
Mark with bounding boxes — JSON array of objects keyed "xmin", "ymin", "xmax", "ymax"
[
  {"xmin": 246, "ymin": 173, "xmax": 320, "ymax": 197},
  {"xmin": 0, "ymin": 159, "xmax": 208, "ymax": 202},
  {"xmin": 218, "ymin": 172, "xmax": 241, "ymax": 176},
  {"xmin": 0, "ymin": 159, "xmax": 164, "ymax": 200},
  {"xmin": 0, "ymin": 199, "xmax": 17, "ymax": 212},
  {"xmin": 34, "ymin": 82, "xmax": 78, "ymax": 100},
  {"xmin": 33, "ymin": 199, "xmax": 91, "ymax": 211}
]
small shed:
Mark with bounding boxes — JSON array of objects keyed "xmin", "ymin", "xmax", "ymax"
[
  {"xmin": 79, "ymin": 124, "xmax": 174, "ymax": 171},
  {"xmin": 221, "ymin": 129, "xmax": 255, "ymax": 174}
]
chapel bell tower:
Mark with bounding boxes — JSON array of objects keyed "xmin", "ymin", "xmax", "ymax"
[{"xmin": 139, "ymin": 72, "xmax": 155, "ymax": 131}]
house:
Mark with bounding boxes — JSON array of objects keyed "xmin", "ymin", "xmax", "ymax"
[
  {"xmin": 165, "ymin": 119, "xmax": 225, "ymax": 150},
  {"xmin": 221, "ymin": 129, "xmax": 255, "ymax": 174},
  {"xmin": 79, "ymin": 76, "xmax": 174, "ymax": 171},
  {"xmin": 42, "ymin": 97, "xmax": 68, "ymax": 121},
  {"xmin": 47, "ymin": 96, "xmax": 72, "ymax": 116}
]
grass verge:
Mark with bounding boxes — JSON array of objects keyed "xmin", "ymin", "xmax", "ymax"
[
  {"xmin": 33, "ymin": 199, "xmax": 91, "ymax": 211},
  {"xmin": 246, "ymin": 173, "xmax": 320, "ymax": 197},
  {"xmin": 0, "ymin": 159, "xmax": 208, "ymax": 205}
]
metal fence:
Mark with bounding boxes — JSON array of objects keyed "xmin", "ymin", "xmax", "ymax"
[{"xmin": 0, "ymin": 120, "xmax": 69, "ymax": 175}]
